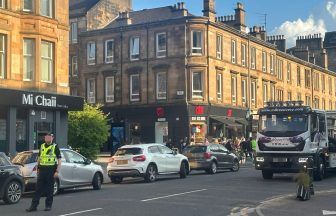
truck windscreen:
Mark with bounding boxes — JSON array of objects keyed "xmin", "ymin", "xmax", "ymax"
[{"xmin": 259, "ymin": 114, "xmax": 308, "ymax": 137}]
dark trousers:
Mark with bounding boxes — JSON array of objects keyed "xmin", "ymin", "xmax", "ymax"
[{"xmin": 31, "ymin": 168, "xmax": 55, "ymax": 208}]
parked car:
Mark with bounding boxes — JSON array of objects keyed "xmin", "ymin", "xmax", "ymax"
[
  {"xmin": 107, "ymin": 144, "xmax": 190, "ymax": 183},
  {"xmin": 0, "ymin": 152, "xmax": 24, "ymax": 204},
  {"xmin": 12, "ymin": 149, "xmax": 104, "ymax": 195},
  {"xmin": 182, "ymin": 144, "xmax": 240, "ymax": 174}
]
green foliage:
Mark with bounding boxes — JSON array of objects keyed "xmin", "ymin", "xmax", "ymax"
[{"xmin": 68, "ymin": 103, "xmax": 109, "ymax": 160}]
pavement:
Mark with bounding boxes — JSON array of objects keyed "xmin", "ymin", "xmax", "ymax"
[{"xmin": 1, "ymin": 164, "xmax": 336, "ymax": 216}]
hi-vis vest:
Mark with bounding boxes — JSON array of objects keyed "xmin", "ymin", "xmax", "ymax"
[{"xmin": 40, "ymin": 143, "xmax": 57, "ymax": 166}]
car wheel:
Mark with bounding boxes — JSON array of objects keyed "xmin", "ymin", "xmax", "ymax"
[
  {"xmin": 3, "ymin": 181, "xmax": 22, "ymax": 204},
  {"xmin": 53, "ymin": 179, "xmax": 59, "ymax": 196},
  {"xmin": 314, "ymin": 157, "xmax": 325, "ymax": 181},
  {"xmin": 206, "ymin": 161, "xmax": 217, "ymax": 174},
  {"xmin": 145, "ymin": 164, "xmax": 157, "ymax": 183},
  {"xmin": 262, "ymin": 170, "xmax": 273, "ymax": 180},
  {"xmin": 231, "ymin": 160, "xmax": 240, "ymax": 172},
  {"xmin": 180, "ymin": 162, "xmax": 188, "ymax": 179},
  {"xmin": 110, "ymin": 176, "xmax": 123, "ymax": 184},
  {"xmin": 92, "ymin": 173, "xmax": 102, "ymax": 190}
]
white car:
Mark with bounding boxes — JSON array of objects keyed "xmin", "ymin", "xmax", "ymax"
[
  {"xmin": 107, "ymin": 144, "xmax": 190, "ymax": 183},
  {"xmin": 12, "ymin": 149, "xmax": 104, "ymax": 195}
]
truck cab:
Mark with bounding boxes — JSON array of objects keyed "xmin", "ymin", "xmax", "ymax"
[{"xmin": 255, "ymin": 101, "xmax": 336, "ymax": 180}]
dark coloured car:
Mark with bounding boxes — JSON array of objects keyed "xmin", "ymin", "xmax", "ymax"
[
  {"xmin": 183, "ymin": 144, "xmax": 240, "ymax": 174},
  {"xmin": 0, "ymin": 152, "xmax": 24, "ymax": 204}
]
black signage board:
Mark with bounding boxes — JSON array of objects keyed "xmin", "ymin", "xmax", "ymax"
[
  {"xmin": 258, "ymin": 106, "xmax": 312, "ymax": 115},
  {"xmin": 0, "ymin": 88, "xmax": 84, "ymax": 111}
]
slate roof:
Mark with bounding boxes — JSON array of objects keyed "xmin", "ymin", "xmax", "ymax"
[
  {"xmin": 69, "ymin": 0, "xmax": 100, "ymax": 18},
  {"xmin": 324, "ymin": 31, "xmax": 336, "ymax": 48},
  {"xmin": 105, "ymin": 6, "xmax": 194, "ymax": 28}
]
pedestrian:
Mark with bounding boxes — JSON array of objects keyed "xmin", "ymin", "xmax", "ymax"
[
  {"xmin": 189, "ymin": 138, "xmax": 195, "ymax": 146},
  {"xmin": 166, "ymin": 139, "xmax": 173, "ymax": 149},
  {"xmin": 294, "ymin": 163, "xmax": 313, "ymax": 201},
  {"xmin": 225, "ymin": 139, "xmax": 233, "ymax": 151},
  {"xmin": 251, "ymin": 137, "xmax": 257, "ymax": 159},
  {"xmin": 26, "ymin": 133, "xmax": 62, "ymax": 212}
]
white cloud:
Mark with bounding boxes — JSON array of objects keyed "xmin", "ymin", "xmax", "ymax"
[
  {"xmin": 326, "ymin": 1, "xmax": 336, "ymax": 19},
  {"xmin": 272, "ymin": 16, "xmax": 327, "ymax": 48}
]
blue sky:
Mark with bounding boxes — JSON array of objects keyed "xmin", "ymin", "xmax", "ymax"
[{"xmin": 133, "ymin": 0, "xmax": 336, "ymax": 47}]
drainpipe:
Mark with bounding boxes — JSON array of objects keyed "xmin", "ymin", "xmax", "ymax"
[
  {"xmin": 311, "ymin": 68, "xmax": 314, "ymax": 107},
  {"xmin": 120, "ymin": 30, "xmax": 123, "ymax": 105},
  {"xmin": 146, "ymin": 24, "xmax": 149, "ymax": 105}
]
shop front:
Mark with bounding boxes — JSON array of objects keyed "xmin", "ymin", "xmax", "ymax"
[{"xmin": 0, "ymin": 88, "xmax": 83, "ymax": 154}]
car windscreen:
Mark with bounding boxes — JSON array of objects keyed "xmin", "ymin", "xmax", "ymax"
[
  {"xmin": 0, "ymin": 153, "xmax": 11, "ymax": 166},
  {"xmin": 12, "ymin": 152, "xmax": 38, "ymax": 165},
  {"xmin": 115, "ymin": 148, "xmax": 143, "ymax": 156},
  {"xmin": 183, "ymin": 146, "xmax": 207, "ymax": 153}
]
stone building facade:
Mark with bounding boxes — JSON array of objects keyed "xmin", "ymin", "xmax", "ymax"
[
  {"xmin": 70, "ymin": 0, "xmax": 336, "ymax": 151},
  {"xmin": 0, "ymin": 0, "xmax": 83, "ymax": 154}
]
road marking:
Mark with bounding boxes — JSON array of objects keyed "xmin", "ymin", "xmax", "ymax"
[
  {"xmin": 59, "ymin": 208, "xmax": 103, "ymax": 216},
  {"xmin": 141, "ymin": 189, "xmax": 207, "ymax": 202},
  {"xmin": 323, "ymin": 210, "xmax": 336, "ymax": 215}
]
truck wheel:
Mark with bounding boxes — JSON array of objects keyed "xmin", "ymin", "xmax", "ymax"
[
  {"xmin": 314, "ymin": 157, "xmax": 325, "ymax": 181},
  {"xmin": 262, "ymin": 170, "xmax": 273, "ymax": 179}
]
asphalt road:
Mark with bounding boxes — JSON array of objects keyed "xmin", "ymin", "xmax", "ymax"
[{"xmin": 1, "ymin": 166, "xmax": 336, "ymax": 216}]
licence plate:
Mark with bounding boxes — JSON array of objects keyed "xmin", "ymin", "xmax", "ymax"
[
  {"xmin": 273, "ymin": 158, "xmax": 287, "ymax": 162},
  {"xmin": 117, "ymin": 160, "xmax": 128, "ymax": 165}
]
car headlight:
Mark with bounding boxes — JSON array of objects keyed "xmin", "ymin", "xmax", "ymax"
[
  {"xmin": 256, "ymin": 157, "xmax": 264, "ymax": 162},
  {"xmin": 298, "ymin": 157, "xmax": 309, "ymax": 163}
]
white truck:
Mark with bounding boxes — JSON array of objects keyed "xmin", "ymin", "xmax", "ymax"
[{"xmin": 254, "ymin": 101, "xmax": 336, "ymax": 180}]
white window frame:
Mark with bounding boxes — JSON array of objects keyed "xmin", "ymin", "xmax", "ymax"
[
  {"xmin": 231, "ymin": 40, "xmax": 236, "ymax": 63},
  {"xmin": 231, "ymin": 75, "xmax": 237, "ymax": 105},
  {"xmin": 288, "ymin": 91, "xmax": 292, "ymax": 101},
  {"xmin": 277, "ymin": 59, "xmax": 283, "ymax": 80},
  {"xmin": 192, "ymin": 71, "xmax": 203, "ymax": 98},
  {"xmin": 130, "ymin": 36, "xmax": 140, "ymax": 61},
  {"xmin": 216, "ymin": 73, "xmax": 222, "ymax": 100},
  {"xmin": 23, "ymin": 0, "xmax": 33, "ymax": 12},
  {"xmin": 251, "ymin": 47, "xmax": 256, "ymax": 69},
  {"xmin": 87, "ymin": 41, "xmax": 96, "ymax": 65},
  {"xmin": 105, "ymin": 39, "xmax": 114, "ymax": 63},
  {"xmin": 105, "ymin": 76, "xmax": 115, "ymax": 103},
  {"xmin": 297, "ymin": 93, "xmax": 301, "ymax": 101},
  {"xmin": 41, "ymin": 41, "xmax": 53, "ymax": 83},
  {"xmin": 71, "ymin": 22, "xmax": 78, "ymax": 44},
  {"xmin": 156, "ymin": 32, "xmax": 167, "ymax": 58},
  {"xmin": 306, "ymin": 96, "xmax": 311, "ymax": 106},
  {"xmin": 0, "ymin": 0, "xmax": 5, "ymax": 8},
  {"xmin": 40, "ymin": 0, "xmax": 53, "ymax": 18},
  {"xmin": 156, "ymin": 72, "xmax": 167, "ymax": 100},
  {"xmin": 241, "ymin": 44, "xmax": 246, "ymax": 67},
  {"xmin": 191, "ymin": 31, "xmax": 203, "ymax": 55},
  {"xmin": 287, "ymin": 62, "xmax": 291, "ymax": 83},
  {"xmin": 23, "ymin": 38, "xmax": 35, "ymax": 81},
  {"xmin": 297, "ymin": 66, "xmax": 301, "ymax": 86},
  {"xmin": 0, "ymin": 34, "xmax": 6, "ymax": 79},
  {"xmin": 242, "ymin": 79, "xmax": 247, "ymax": 106},
  {"xmin": 270, "ymin": 84, "xmax": 275, "ymax": 101},
  {"xmin": 263, "ymin": 82, "xmax": 268, "ymax": 105},
  {"xmin": 262, "ymin": 51, "xmax": 267, "ymax": 72},
  {"xmin": 277, "ymin": 89, "xmax": 284, "ymax": 101},
  {"xmin": 216, "ymin": 35, "xmax": 222, "ymax": 59},
  {"xmin": 71, "ymin": 56, "xmax": 78, "ymax": 77},
  {"xmin": 87, "ymin": 79, "xmax": 96, "ymax": 104},
  {"xmin": 130, "ymin": 74, "xmax": 140, "ymax": 102},
  {"xmin": 251, "ymin": 81, "xmax": 256, "ymax": 107},
  {"xmin": 270, "ymin": 54, "xmax": 274, "ymax": 74}
]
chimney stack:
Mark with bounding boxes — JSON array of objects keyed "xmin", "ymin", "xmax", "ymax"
[
  {"xmin": 203, "ymin": 0, "xmax": 216, "ymax": 22},
  {"xmin": 234, "ymin": 2, "xmax": 246, "ymax": 32}
]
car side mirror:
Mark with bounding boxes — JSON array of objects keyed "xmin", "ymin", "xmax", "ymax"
[
  {"xmin": 172, "ymin": 149, "xmax": 178, "ymax": 155},
  {"xmin": 84, "ymin": 158, "xmax": 91, "ymax": 165}
]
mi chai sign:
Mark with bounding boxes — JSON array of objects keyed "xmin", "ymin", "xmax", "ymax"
[{"xmin": 22, "ymin": 94, "xmax": 57, "ymax": 108}]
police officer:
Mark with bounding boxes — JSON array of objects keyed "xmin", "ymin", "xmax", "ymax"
[{"xmin": 26, "ymin": 133, "xmax": 61, "ymax": 212}]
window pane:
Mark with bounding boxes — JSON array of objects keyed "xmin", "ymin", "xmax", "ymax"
[
  {"xmin": 24, "ymin": 0, "xmax": 33, "ymax": 11},
  {"xmin": 157, "ymin": 73, "xmax": 167, "ymax": 99},
  {"xmin": 192, "ymin": 31, "xmax": 202, "ymax": 54},
  {"xmin": 157, "ymin": 33, "xmax": 167, "ymax": 57},
  {"xmin": 105, "ymin": 40, "xmax": 114, "ymax": 63},
  {"xmin": 0, "ymin": 35, "xmax": 5, "ymax": 78},
  {"xmin": 23, "ymin": 39, "xmax": 34, "ymax": 80},
  {"xmin": 192, "ymin": 72, "xmax": 202, "ymax": 97},
  {"xmin": 40, "ymin": 0, "xmax": 52, "ymax": 17},
  {"xmin": 130, "ymin": 37, "xmax": 140, "ymax": 60},
  {"xmin": 130, "ymin": 75, "xmax": 140, "ymax": 101},
  {"xmin": 105, "ymin": 77, "xmax": 114, "ymax": 102},
  {"xmin": 41, "ymin": 41, "xmax": 53, "ymax": 82},
  {"xmin": 71, "ymin": 22, "xmax": 77, "ymax": 43}
]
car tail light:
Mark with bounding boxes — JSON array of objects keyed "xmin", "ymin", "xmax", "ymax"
[
  {"xmin": 133, "ymin": 155, "xmax": 146, "ymax": 162},
  {"xmin": 203, "ymin": 152, "xmax": 211, "ymax": 159},
  {"xmin": 108, "ymin": 157, "xmax": 115, "ymax": 163}
]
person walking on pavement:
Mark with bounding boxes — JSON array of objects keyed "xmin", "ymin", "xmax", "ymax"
[
  {"xmin": 26, "ymin": 133, "xmax": 62, "ymax": 212},
  {"xmin": 251, "ymin": 137, "xmax": 257, "ymax": 160}
]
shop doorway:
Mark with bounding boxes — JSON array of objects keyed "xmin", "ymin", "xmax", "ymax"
[
  {"xmin": 155, "ymin": 122, "xmax": 168, "ymax": 144},
  {"xmin": 34, "ymin": 122, "xmax": 53, "ymax": 149}
]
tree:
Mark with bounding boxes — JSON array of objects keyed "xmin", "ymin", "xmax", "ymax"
[{"xmin": 68, "ymin": 103, "xmax": 109, "ymax": 160}]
